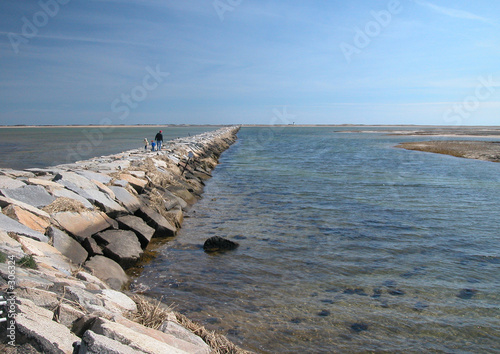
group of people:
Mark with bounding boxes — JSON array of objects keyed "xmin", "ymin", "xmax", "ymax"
[{"xmin": 144, "ymin": 130, "xmax": 163, "ymax": 151}]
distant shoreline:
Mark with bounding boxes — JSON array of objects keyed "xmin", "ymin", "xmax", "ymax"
[
  {"xmin": 0, "ymin": 124, "xmax": 228, "ymax": 129},
  {"xmin": 3, "ymin": 124, "xmax": 500, "ymax": 129}
]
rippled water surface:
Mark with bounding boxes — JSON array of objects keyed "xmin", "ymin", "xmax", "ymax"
[{"xmin": 135, "ymin": 127, "xmax": 500, "ymax": 353}]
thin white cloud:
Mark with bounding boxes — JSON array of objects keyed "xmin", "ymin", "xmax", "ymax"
[{"xmin": 415, "ymin": 0, "xmax": 493, "ymax": 24}]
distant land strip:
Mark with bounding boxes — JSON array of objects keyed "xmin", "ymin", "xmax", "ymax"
[{"xmin": 396, "ymin": 140, "xmax": 500, "ymax": 163}]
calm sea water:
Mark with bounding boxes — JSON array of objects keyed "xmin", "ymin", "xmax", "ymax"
[
  {"xmin": 134, "ymin": 127, "xmax": 500, "ymax": 353},
  {"xmin": 0, "ymin": 126, "xmax": 220, "ymax": 170}
]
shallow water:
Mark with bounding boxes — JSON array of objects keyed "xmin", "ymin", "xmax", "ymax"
[{"xmin": 136, "ymin": 127, "xmax": 500, "ymax": 353}]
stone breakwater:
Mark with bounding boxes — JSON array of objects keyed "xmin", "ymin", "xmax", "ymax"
[{"xmin": 0, "ymin": 126, "xmax": 245, "ymax": 353}]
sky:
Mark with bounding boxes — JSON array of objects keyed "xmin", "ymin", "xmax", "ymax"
[{"xmin": 0, "ymin": 0, "xmax": 499, "ymax": 126}]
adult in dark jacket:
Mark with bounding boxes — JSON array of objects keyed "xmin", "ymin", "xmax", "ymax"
[{"xmin": 155, "ymin": 130, "xmax": 163, "ymax": 151}]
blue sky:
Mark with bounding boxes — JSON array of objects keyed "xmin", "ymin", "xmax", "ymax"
[{"xmin": 1, "ymin": 0, "xmax": 499, "ymax": 125}]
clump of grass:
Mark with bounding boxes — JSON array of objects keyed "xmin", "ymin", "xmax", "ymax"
[
  {"xmin": 128, "ymin": 295, "xmax": 252, "ymax": 354},
  {"xmin": 18, "ymin": 255, "xmax": 38, "ymax": 269},
  {"xmin": 128, "ymin": 295, "xmax": 174, "ymax": 330},
  {"xmin": 175, "ymin": 312, "xmax": 252, "ymax": 354},
  {"xmin": 0, "ymin": 251, "xmax": 6, "ymax": 263}
]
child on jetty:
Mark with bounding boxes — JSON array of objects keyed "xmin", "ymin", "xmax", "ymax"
[
  {"xmin": 144, "ymin": 138, "xmax": 148, "ymax": 151},
  {"xmin": 151, "ymin": 140, "xmax": 156, "ymax": 151}
]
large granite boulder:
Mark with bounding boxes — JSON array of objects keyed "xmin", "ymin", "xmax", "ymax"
[
  {"xmin": 135, "ymin": 204, "xmax": 177, "ymax": 237},
  {"xmin": 84, "ymin": 255, "xmax": 129, "ymax": 290},
  {"xmin": 93, "ymin": 230, "xmax": 143, "ymax": 268},
  {"xmin": 83, "ymin": 189, "xmax": 127, "ymax": 216},
  {"xmin": 90, "ymin": 317, "xmax": 191, "ymax": 354},
  {"xmin": 15, "ymin": 297, "xmax": 80, "ymax": 354},
  {"xmin": 166, "ymin": 185, "xmax": 198, "ymax": 205},
  {"xmin": 115, "ymin": 215, "xmax": 155, "ymax": 248},
  {"xmin": 48, "ymin": 226, "xmax": 88, "ymax": 265},
  {"xmin": 79, "ymin": 330, "xmax": 139, "ymax": 354},
  {"xmin": 118, "ymin": 173, "xmax": 148, "ymax": 193},
  {"xmin": 52, "ymin": 211, "xmax": 113, "ymax": 242},
  {"xmin": 109, "ymin": 186, "xmax": 141, "ymax": 213}
]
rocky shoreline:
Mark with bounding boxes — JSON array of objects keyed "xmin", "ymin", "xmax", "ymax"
[{"xmin": 0, "ymin": 126, "xmax": 249, "ymax": 353}]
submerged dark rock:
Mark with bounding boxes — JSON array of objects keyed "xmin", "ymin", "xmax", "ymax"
[
  {"xmin": 457, "ymin": 288, "xmax": 478, "ymax": 299},
  {"xmin": 388, "ymin": 289, "xmax": 406, "ymax": 296},
  {"xmin": 350, "ymin": 323, "xmax": 369, "ymax": 333},
  {"xmin": 343, "ymin": 288, "xmax": 368, "ymax": 296},
  {"xmin": 317, "ymin": 310, "xmax": 331, "ymax": 317},
  {"xmin": 203, "ymin": 236, "xmax": 239, "ymax": 253}
]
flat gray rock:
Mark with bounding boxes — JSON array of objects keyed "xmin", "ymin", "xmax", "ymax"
[
  {"xmin": 53, "ymin": 179, "xmax": 93, "ymax": 200},
  {"xmin": 83, "ymin": 189, "xmax": 127, "ymax": 216},
  {"xmin": 0, "ymin": 213, "xmax": 49, "ymax": 242},
  {"xmin": 109, "ymin": 186, "xmax": 141, "ymax": 213},
  {"xmin": 53, "ymin": 171, "xmax": 98, "ymax": 191},
  {"xmin": 0, "ymin": 169, "xmax": 36, "ymax": 178},
  {"xmin": 79, "ymin": 330, "xmax": 139, "ymax": 354},
  {"xmin": 76, "ymin": 170, "xmax": 112, "ymax": 184},
  {"xmin": 96, "ymin": 160, "xmax": 131, "ymax": 172},
  {"xmin": 0, "ymin": 184, "xmax": 55, "ymax": 208},
  {"xmin": 0, "ymin": 175, "xmax": 26, "ymax": 189},
  {"xmin": 93, "ymin": 230, "xmax": 143, "ymax": 268},
  {"xmin": 48, "ymin": 226, "xmax": 88, "ymax": 265},
  {"xmin": 115, "ymin": 215, "xmax": 155, "ymax": 248},
  {"xmin": 50, "ymin": 187, "xmax": 94, "ymax": 210}
]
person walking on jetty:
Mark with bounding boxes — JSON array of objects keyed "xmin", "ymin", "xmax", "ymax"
[{"xmin": 155, "ymin": 130, "xmax": 163, "ymax": 151}]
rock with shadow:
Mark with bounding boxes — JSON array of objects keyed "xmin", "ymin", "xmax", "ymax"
[{"xmin": 203, "ymin": 236, "xmax": 239, "ymax": 253}]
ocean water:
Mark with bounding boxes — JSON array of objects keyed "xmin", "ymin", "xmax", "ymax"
[
  {"xmin": 134, "ymin": 127, "xmax": 500, "ymax": 353},
  {"xmin": 0, "ymin": 126, "xmax": 220, "ymax": 170}
]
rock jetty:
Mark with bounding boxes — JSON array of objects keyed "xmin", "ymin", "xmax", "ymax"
[{"xmin": 0, "ymin": 126, "xmax": 248, "ymax": 353}]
